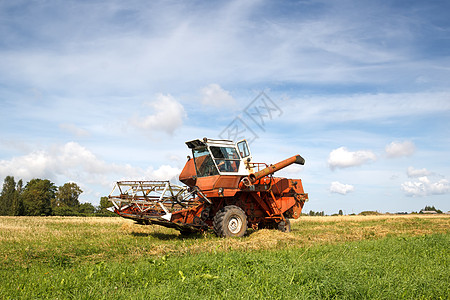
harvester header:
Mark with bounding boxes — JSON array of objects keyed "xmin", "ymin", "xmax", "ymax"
[{"xmin": 109, "ymin": 138, "xmax": 308, "ymax": 237}]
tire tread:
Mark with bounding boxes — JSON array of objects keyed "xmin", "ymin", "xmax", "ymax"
[{"xmin": 213, "ymin": 205, "xmax": 247, "ymax": 237}]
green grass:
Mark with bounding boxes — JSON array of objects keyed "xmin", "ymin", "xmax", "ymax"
[{"xmin": 1, "ymin": 216, "xmax": 449, "ymax": 299}]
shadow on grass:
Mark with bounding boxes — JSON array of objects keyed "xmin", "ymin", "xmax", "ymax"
[
  {"xmin": 131, "ymin": 227, "xmax": 290, "ymax": 240},
  {"xmin": 131, "ymin": 231, "xmax": 205, "ymax": 240}
]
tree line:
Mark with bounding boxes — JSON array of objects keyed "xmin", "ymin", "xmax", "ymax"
[{"xmin": 0, "ymin": 176, "xmax": 114, "ymax": 216}]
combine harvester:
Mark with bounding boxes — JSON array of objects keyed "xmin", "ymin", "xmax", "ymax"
[{"xmin": 109, "ymin": 138, "xmax": 308, "ymax": 237}]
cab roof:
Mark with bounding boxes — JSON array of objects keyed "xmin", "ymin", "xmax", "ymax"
[{"xmin": 185, "ymin": 138, "xmax": 235, "ymax": 150}]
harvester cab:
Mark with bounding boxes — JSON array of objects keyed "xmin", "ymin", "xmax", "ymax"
[
  {"xmin": 179, "ymin": 138, "xmax": 252, "ymax": 189},
  {"xmin": 188, "ymin": 138, "xmax": 252, "ymax": 176},
  {"xmin": 109, "ymin": 138, "xmax": 308, "ymax": 237}
]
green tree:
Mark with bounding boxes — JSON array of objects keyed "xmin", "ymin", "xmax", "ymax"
[
  {"xmin": 79, "ymin": 202, "xmax": 96, "ymax": 215},
  {"xmin": 0, "ymin": 176, "xmax": 17, "ymax": 215},
  {"xmin": 338, "ymin": 209, "xmax": 343, "ymax": 216},
  {"xmin": 308, "ymin": 210, "xmax": 325, "ymax": 216},
  {"xmin": 22, "ymin": 179, "xmax": 56, "ymax": 216},
  {"xmin": 420, "ymin": 205, "xmax": 442, "ymax": 214},
  {"xmin": 55, "ymin": 182, "xmax": 83, "ymax": 208},
  {"xmin": 13, "ymin": 179, "xmax": 25, "ymax": 215},
  {"xmin": 0, "ymin": 176, "xmax": 23, "ymax": 216},
  {"xmin": 97, "ymin": 196, "xmax": 115, "ymax": 216},
  {"xmin": 99, "ymin": 196, "xmax": 112, "ymax": 210}
]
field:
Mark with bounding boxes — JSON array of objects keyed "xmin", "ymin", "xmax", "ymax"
[{"xmin": 1, "ymin": 215, "xmax": 449, "ymax": 299}]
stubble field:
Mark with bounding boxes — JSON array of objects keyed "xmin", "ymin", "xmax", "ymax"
[{"xmin": 1, "ymin": 215, "xmax": 449, "ymax": 299}]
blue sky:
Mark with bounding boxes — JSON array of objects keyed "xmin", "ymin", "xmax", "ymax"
[{"xmin": 1, "ymin": 0, "xmax": 449, "ymax": 214}]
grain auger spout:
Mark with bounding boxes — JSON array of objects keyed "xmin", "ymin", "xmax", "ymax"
[{"xmin": 248, "ymin": 155, "xmax": 305, "ymax": 184}]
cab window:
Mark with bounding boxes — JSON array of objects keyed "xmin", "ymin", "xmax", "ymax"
[
  {"xmin": 192, "ymin": 148, "xmax": 219, "ymax": 177},
  {"xmin": 210, "ymin": 146, "xmax": 240, "ymax": 173},
  {"xmin": 237, "ymin": 140, "xmax": 250, "ymax": 158}
]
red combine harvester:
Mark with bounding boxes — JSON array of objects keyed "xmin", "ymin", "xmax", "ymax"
[{"xmin": 109, "ymin": 138, "xmax": 308, "ymax": 237}]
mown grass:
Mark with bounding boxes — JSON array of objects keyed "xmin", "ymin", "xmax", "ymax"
[{"xmin": 1, "ymin": 215, "xmax": 449, "ymax": 299}]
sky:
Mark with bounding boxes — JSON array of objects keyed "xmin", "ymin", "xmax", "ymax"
[{"xmin": 1, "ymin": 0, "xmax": 449, "ymax": 214}]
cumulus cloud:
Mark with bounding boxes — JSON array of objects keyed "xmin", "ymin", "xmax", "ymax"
[
  {"xmin": 131, "ymin": 94, "xmax": 186, "ymax": 135},
  {"xmin": 401, "ymin": 176, "xmax": 450, "ymax": 197},
  {"xmin": 328, "ymin": 147, "xmax": 376, "ymax": 170},
  {"xmin": 200, "ymin": 84, "xmax": 236, "ymax": 107},
  {"xmin": 151, "ymin": 165, "xmax": 181, "ymax": 181},
  {"xmin": 385, "ymin": 141, "xmax": 415, "ymax": 158},
  {"xmin": 330, "ymin": 181, "xmax": 355, "ymax": 195},
  {"xmin": 0, "ymin": 142, "xmax": 181, "ymax": 187},
  {"xmin": 1, "ymin": 142, "xmax": 117, "ymax": 185},
  {"xmin": 0, "ymin": 150, "xmax": 53, "ymax": 180},
  {"xmin": 407, "ymin": 166, "xmax": 432, "ymax": 178}
]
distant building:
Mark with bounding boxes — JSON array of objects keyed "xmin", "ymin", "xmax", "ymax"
[{"xmin": 421, "ymin": 211, "xmax": 437, "ymax": 214}]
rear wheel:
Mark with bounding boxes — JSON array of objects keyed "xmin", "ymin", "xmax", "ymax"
[{"xmin": 213, "ymin": 205, "xmax": 247, "ymax": 237}]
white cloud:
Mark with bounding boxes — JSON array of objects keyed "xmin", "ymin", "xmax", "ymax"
[
  {"xmin": 328, "ymin": 147, "xmax": 376, "ymax": 170},
  {"xmin": 150, "ymin": 165, "xmax": 181, "ymax": 181},
  {"xmin": 130, "ymin": 94, "xmax": 186, "ymax": 135},
  {"xmin": 385, "ymin": 141, "xmax": 415, "ymax": 158},
  {"xmin": 200, "ymin": 84, "xmax": 236, "ymax": 107},
  {"xmin": 330, "ymin": 181, "xmax": 355, "ymax": 195},
  {"xmin": 0, "ymin": 142, "xmax": 126, "ymax": 185},
  {"xmin": 407, "ymin": 166, "xmax": 432, "ymax": 178},
  {"xmin": 59, "ymin": 123, "xmax": 90, "ymax": 137},
  {"xmin": 0, "ymin": 150, "xmax": 52, "ymax": 180},
  {"xmin": 401, "ymin": 176, "xmax": 450, "ymax": 197},
  {"xmin": 0, "ymin": 142, "xmax": 181, "ymax": 187}
]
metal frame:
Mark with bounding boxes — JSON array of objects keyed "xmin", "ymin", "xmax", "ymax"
[{"xmin": 109, "ymin": 181, "xmax": 200, "ymax": 220}]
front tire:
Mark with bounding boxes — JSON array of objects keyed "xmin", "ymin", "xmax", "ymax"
[{"xmin": 213, "ymin": 205, "xmax": 247, "ymax": 237}]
